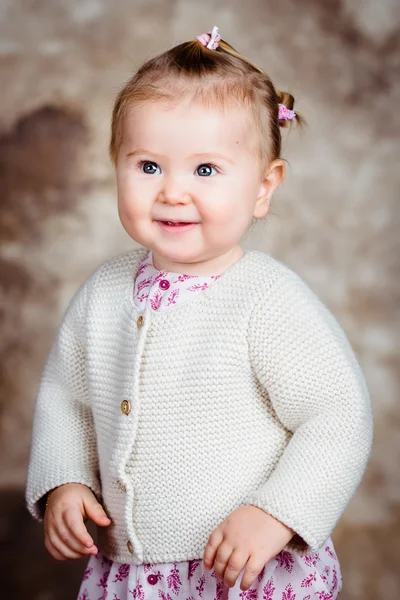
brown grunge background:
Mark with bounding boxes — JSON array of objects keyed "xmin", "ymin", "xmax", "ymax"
[{"xmin": 0, "ymin": 1, "xmax": 399, "ymax": 598}]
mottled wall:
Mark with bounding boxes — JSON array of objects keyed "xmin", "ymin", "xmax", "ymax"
[{"xmin": 0, "ymin": 0, "xmax": 399, "ymax": 598}]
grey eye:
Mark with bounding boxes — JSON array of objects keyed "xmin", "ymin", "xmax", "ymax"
[
  {"xmin": 197, "ymin": 164, "xmax": 217, "ymax": 177},
  {"xmin": 141, "ymin": 161, "xmax": 160, "ymax": 174}
]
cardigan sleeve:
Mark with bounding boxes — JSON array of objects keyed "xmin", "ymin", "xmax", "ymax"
[
  {"xmin": 246, "ymin": 269, "xmax": 373, "ymax": 554},
  {"xmin": 25, "ymin": 280, "xmax": 101, "ymax": 521}
]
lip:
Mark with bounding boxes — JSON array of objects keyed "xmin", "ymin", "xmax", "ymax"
[{"xmin": 157, "ymin": 220, "xmax": 199, "ymax": 234}]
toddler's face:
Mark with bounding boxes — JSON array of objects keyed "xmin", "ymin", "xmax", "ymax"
[{"xmin": 116, "ymin": 97, "xmax": 282, "ymax": 273}]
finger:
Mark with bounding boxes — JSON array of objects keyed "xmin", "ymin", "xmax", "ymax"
[
  {"xmin": 45, "ymin": 536, "xmax": 67, "ymax": 561},
  {"xmin": 56, "ymin": 522, "xmax": 97, "ymax": 555},
  {"xmin": 83, "ymin": 497, "xmax": 111, "ymax": 527},
  {"xmin": 240, "ymin": 557, "xmax": 264, "ymax": 592},
  {"xmin": 203, "ymin": 529, "xmax": 224, "ymax": 570},
  {"xmin": 223, "ymin": 548, "xmax": 248, "ymax": 589},
  {"xmin": 57, "ymin": 517, "xmax": 90, "ymax": 554},
  {"xmin": 47, "ymin": 529, "xmax": 87, "ymax": 560},
  {"xmin": 63, "ymin": 508, "xmax": 96, "ymax": 549},
  {"xmin": 213, "ymin": 542, "xmax": 234, "ymax": 581},
  {"xmin": 44, "ymin": 513, "xmax": 93, "ymax": 556}
]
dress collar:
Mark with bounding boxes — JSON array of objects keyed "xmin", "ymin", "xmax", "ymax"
[{"xmin": 133, "ymin": 251, "xmax": 221, "ymax": 312}]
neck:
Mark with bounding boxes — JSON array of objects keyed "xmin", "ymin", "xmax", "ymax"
[{"xmin": 151, "ymin": 245, "xmax": 245, "ymax": 276}]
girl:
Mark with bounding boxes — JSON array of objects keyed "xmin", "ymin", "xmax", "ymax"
[{"xmin": 26, "ymin": 26, "xmax": 373, "ymax": 600}]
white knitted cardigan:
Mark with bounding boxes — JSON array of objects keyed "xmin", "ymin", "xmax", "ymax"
[{"xmin": 26, "ymin": 248, "xmax": 373, "ymax": 565}]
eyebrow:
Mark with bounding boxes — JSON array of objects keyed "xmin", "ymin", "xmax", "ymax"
[{"xmin": 126, "ymin": 149, "xmax": 235, "ymax": 164}]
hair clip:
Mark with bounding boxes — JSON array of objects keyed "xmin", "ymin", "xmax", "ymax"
[
  {"xmin": 278, "ymin": 103, "xmax": 296, "ymax": 121},
  {"xmin": 195, "ymin": 26, "xmax": 221, "ymax": 50}
]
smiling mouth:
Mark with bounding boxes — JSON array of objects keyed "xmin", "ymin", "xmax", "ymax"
[
  {"xmin": 156, "ymin": 220, "xmax": 199, "ymax": 233},
  {"xmin": 157, "ymin": 220, "xmax": 198, "ymax": 226}
]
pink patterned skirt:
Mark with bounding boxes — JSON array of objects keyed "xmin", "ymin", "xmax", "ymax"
[{"xmin": 77, "ymin": 537, "xmax": 342, "ymax": 599}]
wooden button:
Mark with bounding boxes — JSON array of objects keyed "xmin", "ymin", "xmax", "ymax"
[
  {"xmin": 137, "ymin": 315, "xmax": 144, "ymax": 328},
  {"xmin": 117, "ymin": 480, "xmax": 126, "ymax": 493},
  {"xmin": 127, "ymin": 540, "xmax": 134, "ymax": 554},
  {"xmin": 121, "ymin": 400, "xmax": 131, "ymax": 415}
]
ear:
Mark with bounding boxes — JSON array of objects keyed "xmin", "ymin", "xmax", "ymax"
[{"xmin": 253, "ymin": 159, "xmax": 285, "ymax": 219}]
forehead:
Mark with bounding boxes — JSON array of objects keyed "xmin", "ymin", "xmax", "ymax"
[{"xmin": 122, "ymin": 98, "xmax": 258, "ymax": 157}]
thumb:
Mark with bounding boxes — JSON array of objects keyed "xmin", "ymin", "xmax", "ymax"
[{"xmin": 83, "ymin": 496, "xmax": 111, "ymax": 527}]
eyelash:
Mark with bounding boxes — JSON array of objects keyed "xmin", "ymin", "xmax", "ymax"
[{"xmin": 136, "ymin": 160, "xmax": 220, "ymax": 175}]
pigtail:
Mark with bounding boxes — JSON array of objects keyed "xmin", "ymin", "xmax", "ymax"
[{"xmin": 277, "ymin": 90, "xmax": 305, "ymax": 129}]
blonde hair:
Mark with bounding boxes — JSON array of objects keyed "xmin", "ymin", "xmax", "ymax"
[{"xmin": 109, "ymin": 37, "xmax": 304, "ymax": 167}]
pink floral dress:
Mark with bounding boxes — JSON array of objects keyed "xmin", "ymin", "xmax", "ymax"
[{"xmin": 77, "ymin": 251, "xmax": 342, "ymax": 600}]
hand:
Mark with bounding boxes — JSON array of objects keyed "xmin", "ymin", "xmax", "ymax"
[
  {"xmin": 203, "ymin": 505, "xmax": 294, "ymax": 591},
  {"xmin": 44, "ymin": 483, "xmax": 111, "ymax": 560}
]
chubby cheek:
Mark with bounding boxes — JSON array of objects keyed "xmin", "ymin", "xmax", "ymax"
[
  {"xmin": 117, "ymin": 191, "xmax": 153, "ymax": 247},
  {"xmin": 202, "ymin": 185, "xmax": 254, "ymax": 231},
  {"xmin": 117, "ymin": 174, "xmax": 151, "ymax": 220}
]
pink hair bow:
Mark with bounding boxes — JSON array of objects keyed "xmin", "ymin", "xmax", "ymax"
[
  {"xmin": 278, "ymin": 103, "xmax": 296, "ymax": 121},
  {"xmin": 196, "ymin": 26, "xmax": 221, "ymax": 50}
]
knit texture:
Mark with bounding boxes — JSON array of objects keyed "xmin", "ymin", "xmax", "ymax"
[{"xmin": 25, "ymin": 248, "xmax": 373, "ymax": 565}]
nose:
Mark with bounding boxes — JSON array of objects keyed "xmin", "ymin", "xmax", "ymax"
[{"xmin": 158, "ymin": 175, "xmax": 191, "ymax": 205}]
